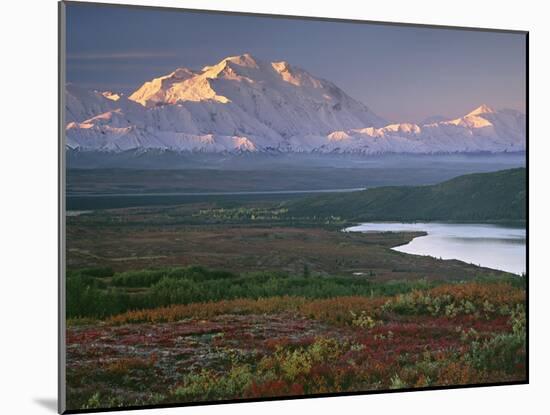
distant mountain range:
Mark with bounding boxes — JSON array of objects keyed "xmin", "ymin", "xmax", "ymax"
[{"xmin": 65, "ymin": 53, "xmax": 526, "ymax": 158}]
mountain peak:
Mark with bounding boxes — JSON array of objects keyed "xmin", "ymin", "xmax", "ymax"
[
  {"xmin": 224, "ymin": 53, "xmax": 259, "ymax": 67},
  {"xmin": 128, "ymin": 66, "xmax": 196, "ymax": 106},
  {"xmin": 202, "ymin": 53, "xmax": 260, "ymax": 75},
  {"xmin": 467, "ymin": 104, "xmax": 496, "ymax": 117},
  {"xmin": 170, "ymin": 67, "xmax": 196, "ymax": 79}
]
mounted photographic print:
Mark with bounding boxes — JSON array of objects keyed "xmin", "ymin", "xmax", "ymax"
[{"xmin": 58, "ymin": 1, "xmax": 528, "ymax": 413}]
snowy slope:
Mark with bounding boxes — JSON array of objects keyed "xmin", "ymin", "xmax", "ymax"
[
  {"xmin": 318, "ymin": 105, "xmax": 526, "ymax": 154},
  {"xmin": 65, "ymin": 54, "xmax": 525, "ymax": 155},
  {"xmin": 65, "ymin": 84, "xmax": 123, "ymax": 123}
]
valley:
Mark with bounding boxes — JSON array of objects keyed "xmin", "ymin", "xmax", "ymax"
[{"xmin": 65, "ymin": 167, "xmax": 526, "ymax": 409}]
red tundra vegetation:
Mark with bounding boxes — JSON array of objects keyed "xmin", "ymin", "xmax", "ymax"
[{"xmin": 66, "ymin": 281, "xmax": 526, "ymax": 410}]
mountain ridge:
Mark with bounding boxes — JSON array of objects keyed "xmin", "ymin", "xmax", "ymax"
[
  {"xmin": 284, "ymin": 167, "xmax": 527, "ymax": 222},
  {"xmin": 65, "ymin": 53, "xmax": 526, "ymax": 157}
]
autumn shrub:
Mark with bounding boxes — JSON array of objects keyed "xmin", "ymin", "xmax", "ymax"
[
  {"xmin": 81, "ymin": 392, "xmax": 101, "ymax": 410},
  {"xmin": 66, "ymin": 317, "xmax": 99, "ymax": 327},
  {"xmin": 308, "ymin": 337, "xmax": 344, "ymax": 361},
  {"xmin": 389, "ymin": 374, "xmax": 408, "ymax": 389},
  {"xmin": 107, "ymin": 281, "xmax": 524, "ymax": 327},
  {"xmin": 393, "ymin": 351, "xmax": 482, "ymax": 388},
  {"xmin": 108, "ymin": 296, "xmax": 307, "ymax": 325},
  {"xmin": 382, "ymin": 283, "xmax": 524, "ymax": 319},
  {"xmin": 466, "ymin": 306, "xmax": 526, "ymax": 373},
  {"xmin": 104, "ymin": 356, "xmax": 156, "ymax": 377},
  {"xmin": 258, "ymin": 337, "xmax": 346, "ymax": 383},
  {"xmin": 108, "ymin": 295, "xmax": 390, "ymax": 326},
  {"xmin": 432, "ymin": 360, "xmax": 481, "ymax": 386},
  {"xmin": 244, "ymin": 380, "xmax": 304, "ymax": 397},
  {"xmin": 350, "ymin": 310, "xmax": 378, "ymax": 329},
  {"xmin": 172, "ymin": 365, "xmax": 255, "ymax": 401},
  {"xmin": 78, "ymin": 391, "xmax": 165, "ymax": 411},
  {"xmin": 300, "ymin": 296, "xmax": 386, "ymax": 326}
]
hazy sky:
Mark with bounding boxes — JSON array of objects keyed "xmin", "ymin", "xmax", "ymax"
[{"xmin": 66, "ymin": 3, "xmax": 526, "ymax": 123}]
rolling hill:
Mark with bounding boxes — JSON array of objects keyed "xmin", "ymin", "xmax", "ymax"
[{"xmin": 285, "ymin": 168, "xmax": 526, "ymax": 222}]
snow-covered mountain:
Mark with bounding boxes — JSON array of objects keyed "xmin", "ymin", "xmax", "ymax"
[
  {"xmin": 65, "ymin": 54, "xmax": 525, "ymax": 156},
  {"xmin": 317, "ymin": 105, "xmax": 525, "ymax": 154}
]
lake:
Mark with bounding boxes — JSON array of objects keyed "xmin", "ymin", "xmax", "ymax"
[
  {"xmin": 66, "ymin": 188, "xmax": 365, "ymax": 210},
  {"xmin": 344, "ymin": 222, "xmax": 526, "ymax": 275}
]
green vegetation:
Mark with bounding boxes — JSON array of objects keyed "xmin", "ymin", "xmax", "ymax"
[
  {"xmin": 67, "ymin": 265, "xmax": 523, "ymax": 320},
  {"xmin": 77, "ymin": 266, "xmax": 114, "ymax": 278},
  {"xmin": 285, "ymin": 168, "xmax": 526, "ymax": 222},
  {"xmin": 67, "ymin": 266, "xmax": 427, "ymax": 319}
]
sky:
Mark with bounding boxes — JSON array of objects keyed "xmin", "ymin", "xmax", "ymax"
[{"xmin": 65, "ymin": 2, "xmax": 526, "ymax": 123}]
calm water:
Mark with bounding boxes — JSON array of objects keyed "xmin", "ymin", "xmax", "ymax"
[
  {"xmin": 345, "ymin": 222, "xmax": 526, "ymax": 275},
  {"xmin": 66, "ymin": 188, "xmax": 365, "ymax": 210}
]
